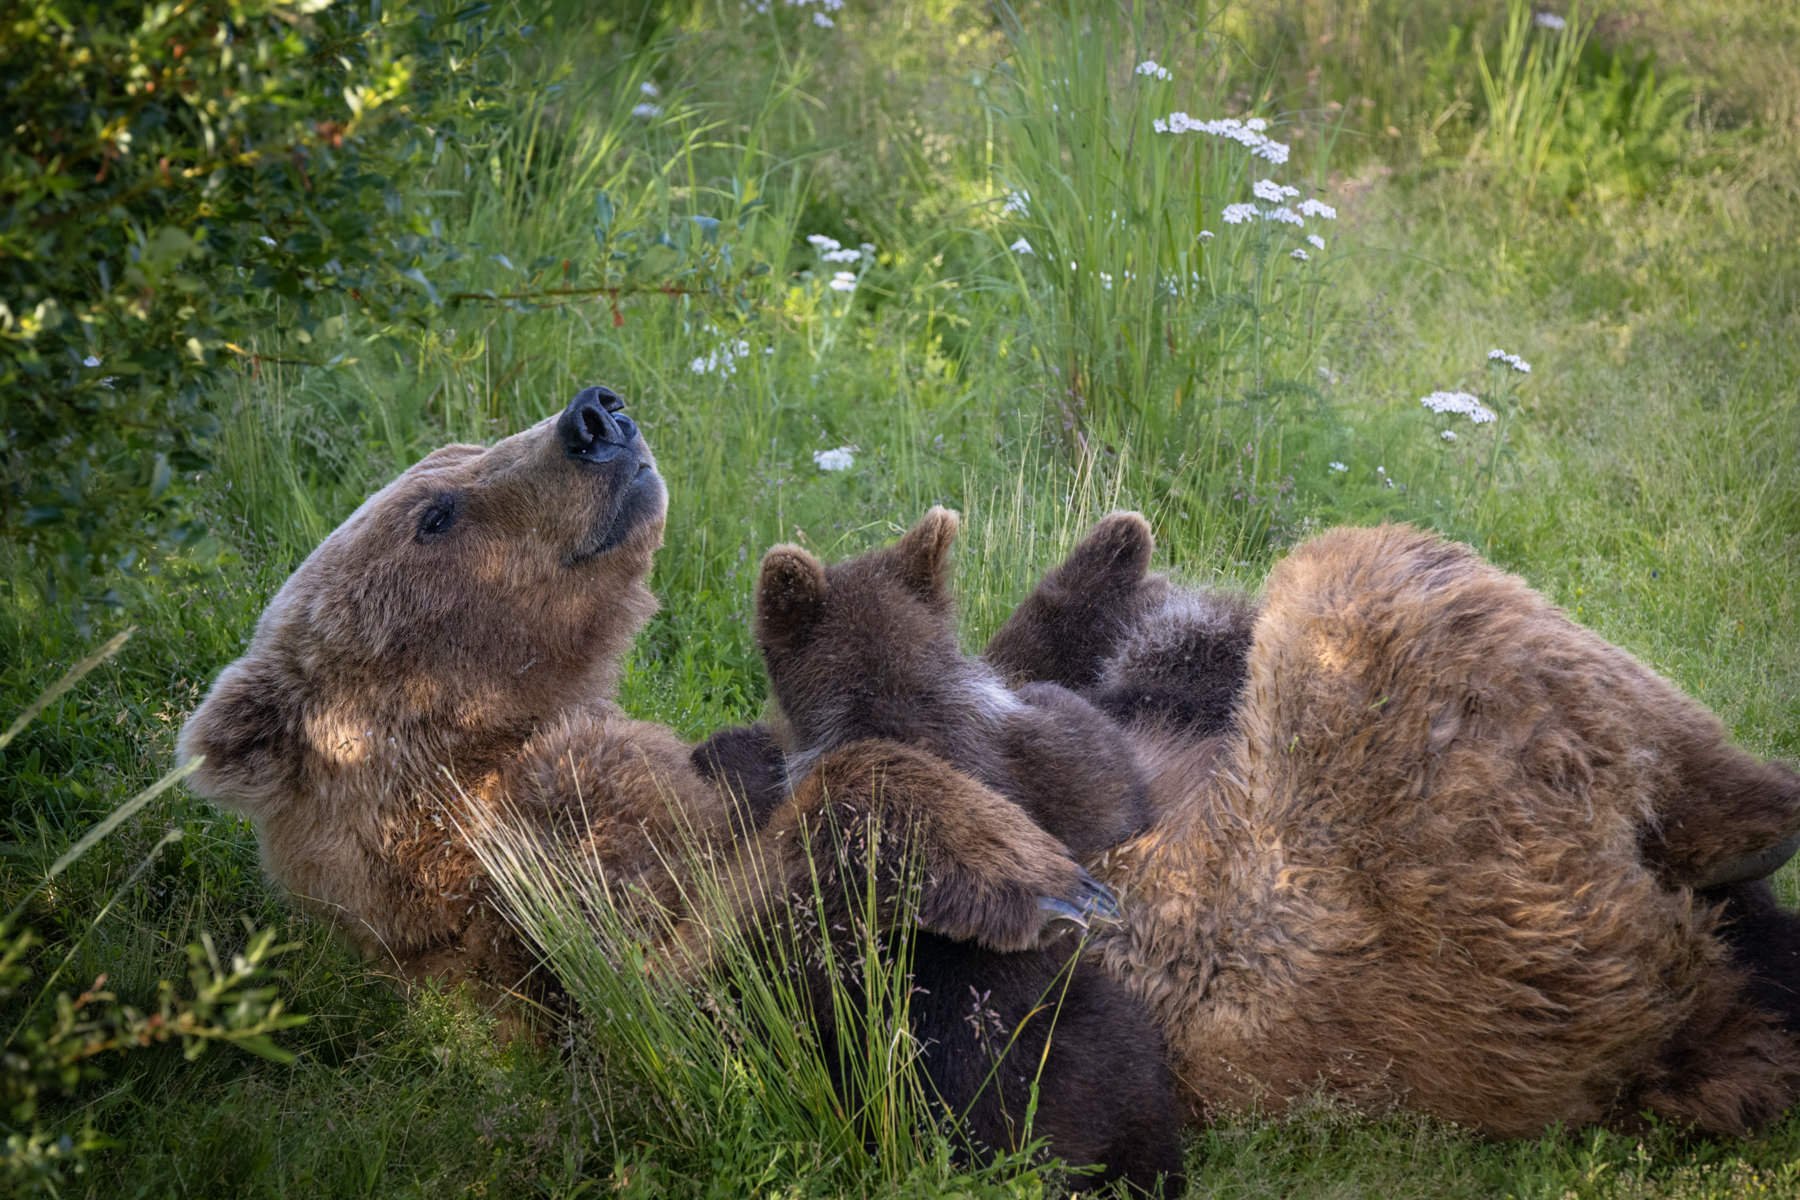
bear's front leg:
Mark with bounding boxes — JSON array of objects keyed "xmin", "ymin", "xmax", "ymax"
[{"xmin": 660, "ymin": 739, "xmax": 1118, "ymax": 977}]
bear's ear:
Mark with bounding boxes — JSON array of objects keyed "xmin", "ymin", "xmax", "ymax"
[
  {"xmin": 755, "ymin": 544, "xmax": 828, "ymax": 654},
  {"xmin": 892, "ymin": 506, "xmax": 959, "ymax": 605},
  {"xmin": 177, "ymin": 655, "xmax": 299, "ymax": 816}
]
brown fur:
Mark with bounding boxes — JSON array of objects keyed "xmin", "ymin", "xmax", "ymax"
[
  {"xmin": 756, "ymin": 508, "xmax": 1149, "ymax": 857},
  {"xmin": 1000, "ymin": 519, "xmax": 1800, "ymax": 1135},
  {"xmin": 751, "ymin": 511, "xmax": 1184, "ymax": 1195},
  {"xmin": 180, "ymin": 395, "xmax": 1095, "ymax": 997}
]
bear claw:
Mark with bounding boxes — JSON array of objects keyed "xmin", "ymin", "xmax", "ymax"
[
  {"xmin": 1038, "ymin": 869, "xmax": 1122, "ymax": 928},
  {"xmin": 1694, "ymin": 833, "xmax": 1800, "ymax": 891}
]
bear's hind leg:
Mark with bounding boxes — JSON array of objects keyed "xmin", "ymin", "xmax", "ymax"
[
  {"xmin": 1643, "ymin": 728, "xmax": 1800, "ymax": 891},
  {"xmin": 985, "ymin": 512, "xmax": 1165, "ymax": 690},
  {"xmin": 1631, "ymin": 961, "xmax": 1800, "ymax": 1136}
]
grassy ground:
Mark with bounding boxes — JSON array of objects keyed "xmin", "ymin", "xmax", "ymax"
[{"xmin": 2, "ymin": 0, "xmax": 1798, "ymax": 1195}]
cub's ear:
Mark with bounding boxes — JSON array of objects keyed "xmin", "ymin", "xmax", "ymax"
[
  {"xmin": 892, "ymin": 506, "xmax": 960, "ymax": 606},
  {"xmin": 177, "ymin": 655, "xmax": 299, "ymax": 816},
  {"xmin": 755, "ymin": 545, "xmax": 828, "ymax": 654}
]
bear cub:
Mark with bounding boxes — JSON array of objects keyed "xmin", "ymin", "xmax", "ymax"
[{"xmin": 752, "ymin": 508, "xmax": 1185, "ymax": 1197}]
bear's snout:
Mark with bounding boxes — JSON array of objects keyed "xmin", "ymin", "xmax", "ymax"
[{"xmin": 559, "ymin": 385, "xmax": 639, "ymax": 463}]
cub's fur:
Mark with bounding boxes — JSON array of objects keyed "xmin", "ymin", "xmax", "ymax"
[
  {"xmin": 752, "ymin": 509, "xmax": 1185, "ymax": 1196},
  {"xmin": 995, "ymin": 515, "xmax": 1800, "ymax": 1135},
  {"xmin": 178, "ymin": 390, "xmax": 1112, "ymax": 997}
]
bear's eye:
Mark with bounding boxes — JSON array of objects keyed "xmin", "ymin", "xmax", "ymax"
[{"xmin": 415, "ymin": 493, "xmax": 462, "ymax": 543}]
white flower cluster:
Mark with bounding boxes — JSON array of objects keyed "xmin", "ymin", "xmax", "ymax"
[
  {"xmin": 1441, "ymin": 429, "xmax": 1459, "ymax": 441},
  {"xmin": 1153, "ymin": 113, "xmax": 1290, "ymax": 165},
  {"xmin": 1010, "ymin": 237, "xmax": 1034, "ymax": 255},
  {"xmin": 1307, "ymin": 234, "xmax": 1325, "ymax": 250},
  {"xmin": 807, "ymin": 234, "xmax": 874, "ymax": 292},
  {"xmin": 1487, "ymin": 348, "xmax": 1532, "ymax": 373},
  {"xmin": 1420, "ymin": 390, "xmax": 1497, "ymax": 424},
  {"xmin": 1221, "ymin": 202, "xmax": 1258, "ymax": 225},
  {"xmin": 631, "ymin": 103, "xmax": 662, "ymax": 119},
  {"xmin": 1263, "ymin": 205, "xmax": 1304, "ymax": 226},
  {"xmin": 691, "ymin": 338, "xmax": 753, "ymax": 376},
  {"xmin": 813, "ymin": 446, "xmax": 855, "ymax": 471},
  {"xmin": 1002, "ymin": 188, "xmax": 1031, "ymax": 217},
  {"xmin": 1297, "ymin": 198, "xmax": 1337, "ymax": 220},
  {"xmin": 1329, "ymin": 461, "xmax": 1348, "ymax": 472},
  {"xmin": 746, "ymin": 0, "xmax": 843, "ymax": 23},
  {"xmin": 1135, "ymin": 60, "xmax": 1173, "ymax": 81},
  {"xmin": 1252, "ymin": 179, "xmax": 1299, "ymax": 203},
  {"xmin": 1290, "ymin": 248, "xmax": 1309, "ymax": 261},
  {"xmin": 1534, "ymin": 11, "xmax": 1567, "ymax": 31}
]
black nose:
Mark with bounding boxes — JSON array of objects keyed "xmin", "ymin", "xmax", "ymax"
[{"xmin": 558, "ymin": 386, "xmax": 638, "ymax": 461}]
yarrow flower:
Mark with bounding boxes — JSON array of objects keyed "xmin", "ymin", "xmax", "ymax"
[
  {"xmin": 82, "ymin": 355, "xmax": 101, "ymax": 368},
  {"xmin": 1221, "ymin": 203, "xmax": 1258, "ymax": 225},
  {"xmin": 1420, "ymin": 390, "xmax": 1497, "ymax": 424},
  {"xmin": 1441, "ymin": 429, "xmax": 1458, "ymax": 442},
  {"xmin": 1134, "ymin": 59, "xmax": 1173, "ymax": 81},
  {"xmin": 1290, "ymin": 248, "xmax": 1310, "ymax": 261},
  {"xmin": 640, "ymin": 80, "xmax": 661, "ymax": 98},
  {"xmin": 1002, "ymin": 189, "xmax": 1031, "ymax": 217},
  {"xmin": 820, "ymin": 247, "xmax": 863, "ymax": 263},
  {"xmin": 691, "ymin": 338, "xmax": 753, "ymax": 377},
  {"xmin": 1329, "ymin": 461, "xmax": 1348, "ymax": 472},
  {"xmin": 1153, "ymin": 113, "xmax": 1291, "ymax": 164},
  {"xmin": 1534, "ymin": 11, "xmax": 1567, "ymax": 30},
  {"xmin": 1307, "ymin": 234, "xmax": 1326, "ymax": 250},
  {"xmin": 1197, "ymin": 230, "xmax": 1214, "ymax": 241},
  {"xmin": 813, "ymin": 446, "xmax": 855, "ymax": 471},
  {"xmin": 1252, "ymin": 179, "xmax": 1300, "ymax": 203},
  {"xmin": 631, "ymin": 102, "xmax": 662, "ymax": 119},
  {"xmin": 828, "ymin": 271, "xmax": 858, "ymax": 292},
  {"xmin": 1098, "ymin": 271, "xmax": 1114, "ymax": 290},
  {"xmin": 1487, "ymin": 348, "xmax": 1532, "ymax": 373},
  {"xmin": 1297, "ymin": 198, "xmax": 1338, "ymax": 221},
  {"xmin": 1262, "ymin": 206, "xmax": 1304, "ymax": 227},
  {"xmin": 1010, "ymin": 237, "xmax": 1034, "ymax": 255}
]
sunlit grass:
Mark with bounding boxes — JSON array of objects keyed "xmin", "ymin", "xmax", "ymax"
[{"xmin": 1, "ymin": 0, "xmax": 1796, "ymax": 1194}]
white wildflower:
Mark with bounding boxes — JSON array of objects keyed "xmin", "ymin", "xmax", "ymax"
[
  {"xmin": 1246, "ymin": 117, "xmax": 1269, "ymax": 132},
  {"xmin": 690, "ymin": 338, "xmax": 754, "ymax": 377},
  {"xmin": 1099, "ymin": 272, "xmax": 1114, "ymax": 290},
  {"xmin": 820, "ymin": 247, "xmax": 863, "ymax": 263},
  {"xmin": 1252, "ymin": 139, "xmax": 1290, "ymax": 165},
  {"xmin": 1329, "ymin": 461, "xmax": 1348, "ymax": 472},
  {"xmin": 631, "ymin": 102, "xmax": 662, "ymax": 119},
  {"xmin": 806, "ymin": 234, "xmax": 843, "ymax": 252},
  {"xmin": 640, "ymin": 80, "xmax": 661, "ymax": 98},
  {"xmin": 1252, "ymin": 179, "xmax": 1300, "ymax": 202},
  {"xmin": 1197, "ymin": 230, "xmax": 1214, "ymax": 241},
  {"xmin": 1010, "ymin": 237, "xmax": 1034, "ymax": 255},
  {"xmin": 1297, "ymin": 198, "xmax": 1338, "ymax": 220},
  {"xmin": 1153, "ymin": 118, "xmax": 1169, "ymax": 133},
  {"xmin": 1002, "ymin": 189, "xmax": 1031, "ymax": 216},
  {"xmin": 812, "ymin": 11, "xmax": 833, "ymax": 27},
  {"xmin": 1441, "ymin": 429, "xmax": 1458, "ymax": 442},
  {"xmin": 1420, "ymin": 390, "xmax": 1497, "ymax": 424},
  {"xmin": 1534, "ymin": 11, "xmax": 1567, "ymax": 30},
  {"xmin": 82, "ymin": 355, "xmax": 101, "ymax": 368},
  {"xmin": 813, "ymin": 446, "xmax": 855, "ymax": 472},
  {"xmin": 828, "ymin": 271, "xmax": 858, "ymax": 292},
  {"xmin": 1221, "ymin": 203, "xmax": 1258, "ymax": 225},
  {"xmin": 258, "ymin": 235, "xmax": 277, "ymax": 247},
  {"xmin": 1488, "ymin": 348, "xmax": 1532, "ymax": 373},
  {"xmin": 1263, "ymin": 206, "xmax": 1305, "ymax": 226},
  {"xmin": 1135, "ymin": 59, "xmax": 1173, "ymax": 81},
  {"xmin": 1290, "ymin": 248, "xmax": 1310, "ymax": 261},
  {"xmin": 1307, "ymin": 234, "xmax": 1326, "ymax": 250}
]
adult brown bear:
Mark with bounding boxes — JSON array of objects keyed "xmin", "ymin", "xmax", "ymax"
[{"xmin": 179, "ymin": 389, "xmax": 1800, "ymax": 1139}]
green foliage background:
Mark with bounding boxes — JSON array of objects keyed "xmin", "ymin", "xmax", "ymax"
[{"xmin": 1, "ymin": 0, "xmax": 1796, "ymax": 1195}]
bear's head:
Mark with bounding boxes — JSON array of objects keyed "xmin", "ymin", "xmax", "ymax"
[
  {"xmin": 754, "ymin": 506, "xmax": 968, "ymax": 757},
  {"xmin": 177, "ymin": 387, "xmax": 666, "ymax": 954}
]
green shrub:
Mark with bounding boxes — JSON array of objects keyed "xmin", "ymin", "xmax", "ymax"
[{"xmin": 0, "ymin": 0, "xmax": 508, "ymax": 617}]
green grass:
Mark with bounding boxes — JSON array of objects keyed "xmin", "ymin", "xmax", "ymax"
[{"xmin": 2, "ymin": 0, "xmax": 1797, "ymax": 1194}]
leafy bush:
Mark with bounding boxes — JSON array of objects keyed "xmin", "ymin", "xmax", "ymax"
[{"xmin": 0, "ymin": 0, "xmax": 508, "ymax": 615}]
